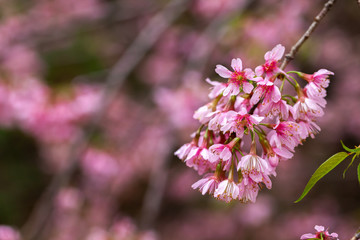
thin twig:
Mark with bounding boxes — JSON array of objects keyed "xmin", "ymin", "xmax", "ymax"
[
  {"xmin": 21, "ymin": 0, "xmax": 190, "ymax": 239},
  {"xmin": 280, "ymin": 0, "xmax": 337, "ymax": 70}
]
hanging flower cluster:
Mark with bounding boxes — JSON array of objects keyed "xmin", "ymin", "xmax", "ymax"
[{"xmin": 175, "ymin": 44, "xmax": 334, "ymax": 203}]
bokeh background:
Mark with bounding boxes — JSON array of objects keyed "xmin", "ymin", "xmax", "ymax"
[{"xmin": 0, "ymin": 0, "xmax": 359, "ymax": 239}]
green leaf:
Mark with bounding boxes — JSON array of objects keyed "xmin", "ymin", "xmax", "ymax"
[
  {"xmin": 343, "ymin": 153, "xmax": 356, "ymax": 178},
  {"xmin": 357, "ymin": 163, "xmax": 360, "ymax": 186},
  {"xmin": 340, "ymin": 140, "xmax": 356, "ymax": 153},
  {"xmin": 295, "ymin": 152, "xmax": 349, "ymax": 203}
]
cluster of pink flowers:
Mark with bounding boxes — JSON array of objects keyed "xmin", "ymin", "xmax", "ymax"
[
  {"xmin": 175, "ymin": 44, "xmax": 334, "ymax": 203},
  {"xmin": 301, "ymin": 225, "xmax": 339, "ymax": 240}
]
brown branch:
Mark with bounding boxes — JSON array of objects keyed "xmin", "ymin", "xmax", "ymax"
[{"xmin": 280, "ymin": 0, "xmax": 337, "ymax": 70}]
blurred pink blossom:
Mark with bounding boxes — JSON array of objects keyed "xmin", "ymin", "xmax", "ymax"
[{"xmin": 0, "ymin": 226, "xmax": 21, "ymax": 240}]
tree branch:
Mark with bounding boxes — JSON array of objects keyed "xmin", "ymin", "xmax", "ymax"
[{"xmin": 280, "ymin": 0, "xmax": 337, "ymax": 70}]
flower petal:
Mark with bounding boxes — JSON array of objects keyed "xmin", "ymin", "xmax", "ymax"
[
  {"xmin": 265, "ymin": 44, "xmax": 285, "ymax": 61},
  {"xmin": 231, "ymin": 58, "xmax": 243, "ymax": 72},
  {"xmin": 215, "ymin": 65, "xmax": 232, "ymax": 78},
  {"xmin": 243, "ymin": 81, "xmax": 254, "ymax": 94}
]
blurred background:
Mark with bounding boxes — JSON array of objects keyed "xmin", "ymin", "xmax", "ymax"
[{"xmin": 0, "ymin": 0, "xmax": 359, "ymax": 239}]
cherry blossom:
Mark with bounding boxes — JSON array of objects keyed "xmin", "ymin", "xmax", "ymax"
[
  {"xmin": 215, "ymin": 58, "xmax": 258, "ymax": 95},
  {"xmin": 255, "ymin": 44, "xmax": 285, "ymax": 80},
  {"xmin": 301, "ymin": 225, "xmax": 339, "ymax": 240},
  {"xmin": 175, "ymin": 44, "xmax": 333, "ymax": 203},
  {"xmin": 191, "ymin": 174, "xmax": 221, "ymax": 195},
  {"xmin": 220, "ymin": 108, "xmax": 264, "ymax": 138},
  {"xmin": 214, "ymin": 179, "xmax": 240, "ymax": 202}
]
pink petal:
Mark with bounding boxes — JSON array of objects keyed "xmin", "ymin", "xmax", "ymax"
[
  {"xmin": 271, "ymin": 86, "xmax": 281, "ymax": 103},
  {"xmin": 243, "ymin": 82, "xmax": 254, "ymax": 94},
  {"xmin": 251, "ymin": 115, "xmax": 264, "ymax": 124},
  {"xmin": 191, "ymin": 178, "xmax": 207, "ymax": 190},
  {"xmin": 265, "ymin": 44, "xmax": 285, "ymax": 61},
  {"xmin": 255, "ymin": 66, "xmax": 264, "ymax": 76},
  {"xmin": 273, "ymin": 147, "xmax": 293, "ymax": 159},
  {"xmin": 220, "ymin": 148, "xmax": 232, "ymax": 161},
  {"xmin": 200, "ymin": 149, "xmax": 210, "ymax": 160},
  {"xmin": 231, "ymin": 58, "xmax": 243, "ymax": 72},
  {"xmin": 215, "ymin": 65, "xmax": 232, "ymax": 78},
  {"xmin": 250, "ymin": 87, "xmax": 263, "ymax": 105},
  {"xmin": 249, "ymin": 172, "xmax": 263, "ymax": 182},
  {"xmin": 315, "ymin": 225, "xmax": 325, "ymax": 232},
  {"xmin": 263, "ymin": 174, "xmax": 272, "ymax": 189},
  {"xmin": 330, "ymin": 233, "xmax": 338, "ymax": 238},
  {"xmin": 252, "ymin": 76, "xmax": 263, "ymax": 82},
  {"xmin": 206, "ymin": 78, "xmax": 220, "ymax": 86},
  {"xmin": 222, "ymin": 85, "xmax": 231, "ymax": 96},
  {"xmin": 215, "ymin": 180, "xmax": 227, "ymax": 195},
  {"xmin": 314, "ymin": 69, "xmax": 334, "ymax": 77},
  {"xmin": 201, "ymin": 181, "xmax": 212, "ymax": 195},
  {"xmin": 243, "ymin": 68, "xmax": 255, "ymax": 79},
  {"xmin": 300, "ymin": 233, "xmax": 316, "ymax": 240}
]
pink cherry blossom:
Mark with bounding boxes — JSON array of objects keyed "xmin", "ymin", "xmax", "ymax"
[
  {"xmin": 238, "ymin": 154, "xmax": 271, "ymax": 185},
  {"xmin": 220, "ymin": 109, "xmax": 264, "ymax": 137},
  {"xmin": 238, "ymin": 178, "xmax": 259, "ymax": 203},
  {"xmin": 259, "ymin": 99, "xmax": 289, "ymax": 120},
  {"xmin": 215, "ymin": 58, "xmax": 257, "ymax": 95},
  {"xmin": 174, "ymin": 142, "xmax": 197, "ymax": 160},
  {"xmin": 238, "ymin": 154, "xmax": 268, "ymax": 173},
  {"xmin": 193, "ymin": 104, "xmax": 215, "ymax": 124},
  {"xmin": 191, "ymin": 174, "xmax": 221, "ymax": 195},
  {"xmin": 250, "ymin": 77, "xmax": 281, "ymax": 106},
  {"xmin": 255, "ymin": 44, "xmax": 285, "ymax": 80},
  {"xmin": 208, "ymin": 111, "xmax": 228, "ymax": 132},
  {"xmin": 304, "ymin": 83, "xmax": 327, "ymax": 107},
  {"xmin": 267, "ymin": 121, "xmax": 301, "ymax": 151},
  {"xmin": 209, "ymin": 143, "xmax": 232, "ymax": 163},
  {"xmin": 301, "ymin": 225, "xmax": 339, "ymax": 240},
  {"xmin": 291, "ymin": 95, "xmax": 324, "ymax": 120},
  {"xmin": 185, "ymin": 146, "xmax": 215, "ymax": 175},
  {"xmin": 301, "ymin": 69, "xmax": 334, "ymax": 89},
  {"xmin": 234, "ymin": 96, "xmax": 252, "ymax": 112},
  {"xmin": 214, "ymin": 179, "xmax": 240, "ymax": 202},
  {"xmin": 298, "ymin": 120, "xmax": 321, "ymax": 139}
]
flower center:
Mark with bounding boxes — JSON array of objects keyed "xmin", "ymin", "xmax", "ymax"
[
  {"xmin": 263, "ymin": 60, "xmax": 277, "ymax": 73},
  {"xmin": 229, "ymin": 71, "xmax": 245, "ymax": 84}
]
